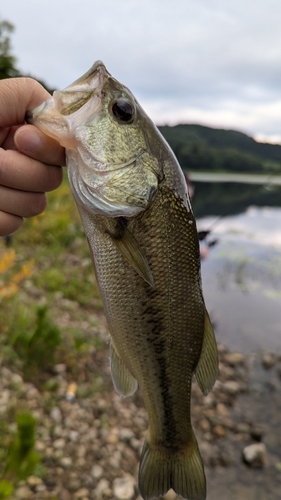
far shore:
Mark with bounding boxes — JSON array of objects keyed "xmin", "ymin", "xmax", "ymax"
[{"xmin": 187, "ymin": 170, "xmax": 281, "ymax": 185}]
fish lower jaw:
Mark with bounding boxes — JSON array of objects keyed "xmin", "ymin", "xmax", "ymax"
[{"xmin": 68, "ymin": 167, "xmax": 145, "ymax": 217}]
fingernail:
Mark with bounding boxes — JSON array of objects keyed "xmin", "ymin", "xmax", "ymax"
[{"xmin": 15, "ymin": 129, "xmax": 41, "ymax": 152}]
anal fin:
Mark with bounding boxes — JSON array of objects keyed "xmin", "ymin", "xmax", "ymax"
[
  {"xmin": 110, "ymin": 341, "xmax": 138, "ymax": 397},
  {"xmin": 195, "ymin": 309, "xmax": 219, "ymax": 396}
]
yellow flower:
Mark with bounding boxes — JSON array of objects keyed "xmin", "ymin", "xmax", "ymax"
[{"xmin": 0, "ymin": 249, "xmax": 16, "ymax": 274}]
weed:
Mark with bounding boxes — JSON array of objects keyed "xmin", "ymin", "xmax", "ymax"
[
  {"xmin": 10, "ymin": 306, "xmax": 61, "ymax": 379},
  {"xmin": 0, "ymin": 412, "xmax": 41, "ymax": 497}
]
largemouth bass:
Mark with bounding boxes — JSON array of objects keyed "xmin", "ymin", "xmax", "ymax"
[{"xmin": 27, "ymin": 62, "xmax": 218, "ymax": 500}]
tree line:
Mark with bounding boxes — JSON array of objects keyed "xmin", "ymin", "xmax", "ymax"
[{"xmin": 159, "ymin": 124, "xmax": 281, "ymax": 174}]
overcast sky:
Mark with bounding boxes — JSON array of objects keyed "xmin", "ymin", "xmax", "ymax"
[{"xmin": 2, "ymin": 0, "xmax": 281, "ymax": 143}]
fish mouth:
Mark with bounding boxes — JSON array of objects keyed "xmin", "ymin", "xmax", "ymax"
[{"xmin": 25, "ymin": 61, "xmax": 110, "ymax": 148}]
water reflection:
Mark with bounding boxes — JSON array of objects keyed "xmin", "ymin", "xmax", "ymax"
[
  {"xmin": 193, "ymin": 181, "xmax": 281, "ymax": 353},
  {"xmin": 192, "ymin": 180, "xmax": 281, "ymax": 218}
]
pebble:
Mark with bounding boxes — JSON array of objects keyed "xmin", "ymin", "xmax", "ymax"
[
  {"xmin": 223, "ymin": 380, "xmax": 241, "ymax": 395},
  {"xmin": 27, "ymin": 475, "xmax": 43, "ymax": 486},
  {"xmin": 91, "ymin": 464, "xmax": 103, "ymax": 479},
  {"xmin": 119, "ymin": 428, "xmax": 135, "ymax": 441},
  {"xmin": 1, "ymin": 343, "xmax": 280, "ymax": 499},
  {"xmin": 199, "ymin": 418, "xmax": 211, "ymax": 432},
  {"xmin": 213, "ymin": 425, "xmax": 226, "ymax": 438},
  {"xmin": 60, "ymin": 456, "xmax": 73, "ymax": 468},
  {"xmin": 74, "ymin": 487, "xmax": 89, "ymax": 498},
  {"xmin": 15, "ymin": 486, "xmax": 33, "ymax": 499},
  {"xmin": 216, "ymin": 403, "xmax": 230, "ymax": 417},
  {"xmin": 262, "ymin": 353, "xmax": 276, "ymax": 369},
  {"xmin": 69, "ymin": 430, "xmax": 79, "ymax": 441},
  {"xmin": 113, "ymin": 475, "xmax": 136, "ymax": 500},
  {"xmin": 54, "ymin": 363, "xmax": 67, "ymax": 374},
  {"xmin": 243, "ymin": 443, "xmax": 267, "ymax": 468},
  {"xmin": 50, "ymin": 406, "xmax": 63, "ymax": 423},
  {"xmin": 53, "ymin": 438, "xmax": 66, "ymax": 449},
  {"xmin": 95, "ymin": 479, "xmax": 111, "ymax": 499},
  {"xmin": 106, "ymin": 432, "xmax": 119, "ymax": 444},
  {"xmin": 224, "ymin": 352, "xmax": 245, "ymax": 366}
]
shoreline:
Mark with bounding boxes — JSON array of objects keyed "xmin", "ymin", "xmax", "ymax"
[
  {"xmin": 188, "ymin": 171, "xmax": 281, "ymax": 185},
  {"xmin": 1, "ymin": 343, "xmax": 280, "ymax": 499}
]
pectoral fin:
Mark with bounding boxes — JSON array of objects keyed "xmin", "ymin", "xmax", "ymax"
[
  {"xmin": 195, "ymin": 309, "xmax": 218, "ymax": 396},
  {"xmin": 110, "ymin": 341, "xmax": 138, "ymax": 397},
  {"xmin": 106, "ymin": 219, "xmax": 154, "ymax": 287}
]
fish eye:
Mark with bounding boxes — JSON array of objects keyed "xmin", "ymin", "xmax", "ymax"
[{"xmin": 111, "ymin": 100, "xmax": 134, "ymax": 123}]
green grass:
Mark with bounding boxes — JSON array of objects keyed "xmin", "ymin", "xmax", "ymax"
[{"xmin": 0, "ymin": 172, "xmax": 108, "ymax": 495}]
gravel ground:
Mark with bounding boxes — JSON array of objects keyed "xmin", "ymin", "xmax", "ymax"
[{"xmin": 1, "ymin": 337, "xmax": 281, "ymax": 500}]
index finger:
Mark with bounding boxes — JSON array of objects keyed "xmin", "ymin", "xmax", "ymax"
[{"xmin": 0, "ymin": 77, "xmax": 50, "ymax": 128}]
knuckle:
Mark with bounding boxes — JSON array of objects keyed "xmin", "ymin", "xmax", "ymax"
[
  {"xmin": 47, "ymin": 166, "xmax": 63, "ymax": 191},
  {"xmin": 27, "ymin": 192, "xmax": 47, "ymax": 217}
]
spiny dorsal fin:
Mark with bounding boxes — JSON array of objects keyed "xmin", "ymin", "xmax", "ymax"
[
  {"xmin": 110, "ymin": 341, "xmax": 138, "ymax": 397},
  {"xmin": 195, "ymin": 309, "xmax": 219, "ymax": 396},
  {"xmin": 107, "ymin": 219, "xmax": 154, "ymax": 287}
]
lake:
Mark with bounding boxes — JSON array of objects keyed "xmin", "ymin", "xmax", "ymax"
[{"xmin": 189, "ymin": 172, "xmax": 281, "ymax": 354}]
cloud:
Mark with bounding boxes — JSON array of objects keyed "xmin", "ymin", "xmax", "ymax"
[{"xmin": 2, "ymin": 0, "xmax": 281, "ymax": 142}]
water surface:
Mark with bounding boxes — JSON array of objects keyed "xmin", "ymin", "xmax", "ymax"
[{"xmin": 192, "ymin": 177, "xmax": 281, "ymax": 353}]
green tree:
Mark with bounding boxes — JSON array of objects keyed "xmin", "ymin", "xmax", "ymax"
[{"xmin": 0, "ymin": 19, "xmax": 20, "ymax": 79}]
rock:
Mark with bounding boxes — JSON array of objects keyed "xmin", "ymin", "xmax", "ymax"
[
  {"xmin": 95, "ymin": 479, "xmax": 111, "ymax": 499},
  {"xmin": 212, "ymin": 425, "xmax": 226, "ymax": 438},
  {"xmin": 199, "ymin": 418, "xmax": 211, "ymax": 432},
  {"xmin": 262, "ymin": 353, "xmax": 276, "ymax": 369},
  {"xmin": 236, "ymin": 422, "xmax": 251, "ymax": 434},
  {"xmin": 224, "ymin": 352, "xmax": 245, "ymax": 366},
  {"xmin": 54, "ymin": 363, "xmax": 66, "ymax": 374},
  {"xmin": 216, "ymin": 403, "xmax": 230, "ymax": 417},
  {"xmin": 69, "ymin": 430, "xmax": 79, "ymax": 441},
  {"xmin": 11, "ymin": 373, "xmax": 23, "ymax": 385},
  {"xmin": 130, "ymin": 438, "xmax": 142, "ymax": 451},
  {"xmin": 74, "ymin": 488, "xmax": 89, "ymax": 498},
  {"xmin": 15, "ymin": 486, "xmax": 33, "ymax": 499},
  {"xmin": 27, "ymin": 475, "xmax": 43, "ymax": 486},
  {"xmin": 53, "ymin": 438, "xmax": 66, "ymax": 449},
  {"xmin": 50, "ymin": 406, "xmax": 63, "ymax": 423},
  {"xmin": 106, "ymin": 432, "xmax": 118, "ymax": 444},
  {"xmin": 223, "ymin": 380, "xmax": 241, "ymax": 395},
  {"xmin": 60, "ymin": 456, "xmax": 73, "ymax": 468},
  {"xmin": 243, "ymin": 443, "xmax": 267, "ymax": 468},
  {"xmin": 119, "ymin": 428, "xmax": 135, "ymax": 442},
  {"xmin": 113, "ymin": 475, "xmax": 136, "ymax": 500},
  {"xmin": 91, "ymin": 464, "xmax": 103, "ymax": 479}
]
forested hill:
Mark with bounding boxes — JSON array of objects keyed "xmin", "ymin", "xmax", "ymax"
[{"xmin": 158, "ymin": 124, "xmax": 281, "ymax": 173}]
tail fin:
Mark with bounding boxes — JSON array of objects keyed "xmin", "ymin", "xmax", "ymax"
[{"xmin": 138, "ymin": 432, "xmax": 206, "ymax": 500}]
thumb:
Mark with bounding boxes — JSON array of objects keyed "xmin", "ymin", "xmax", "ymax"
[
  {"xmin": 0, "ymin": 77, "xmax": 50, "ymax": 127},
  {"xmin": 15, "ymin": 125, "xmax": 66, "ymax": 167}
]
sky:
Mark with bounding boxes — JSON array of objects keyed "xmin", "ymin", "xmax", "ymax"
[{"xmin": 2, "ymin": 0, "xmax": 281, "ymax": 143}]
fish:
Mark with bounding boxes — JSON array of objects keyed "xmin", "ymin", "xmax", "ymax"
[{"xmin": 26, "ymin": 61, "xmax": 218, "ymax": 500}]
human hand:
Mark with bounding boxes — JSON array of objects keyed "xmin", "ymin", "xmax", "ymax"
[{"xmin": 0, "ymin": 77, "xmax": 65, "ymax": 236}]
